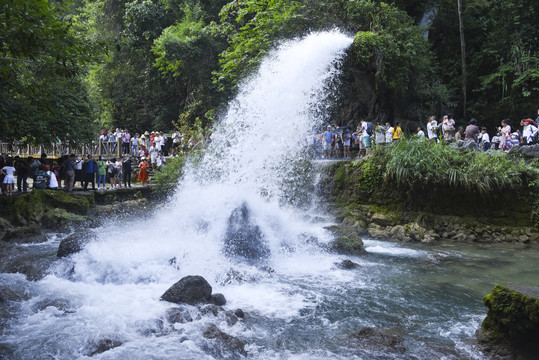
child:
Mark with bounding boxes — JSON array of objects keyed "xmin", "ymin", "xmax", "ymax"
[
  {"xmin": 1, "ymin": 160, "xmax": 16, "ymax": 196},
  {"xmin": 479, "ymin": 127, "xmax": 491, "ymax": 151}
]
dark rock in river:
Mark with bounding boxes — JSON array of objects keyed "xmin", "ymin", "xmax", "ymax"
[
  {"xmin": 350, "ymin": 327, "xmax": 406, "ymax": 354},
  {"xmin": 223, "ymin": 202, "xmax": 270, "ymax": 261},
  {"xmin": 202, "ymin": 324, "xmax": 247, "ymax": 357},
  {"xmin": 161, "ymin": 275, "xmax": 212, "ymax": 305},
  {"xmin": 166, "ymin": 306, "xmax": 193, "ymax": 324},
  {"xmin": 2, "ymin": 224, "xmax": 46, "ymax": 243},
  {"xmin": 326, "ymin": 225, "xmax": 365, "ymax": 255},
  {"xmin": 479, "ymin": 283, "xmax": 539, "ymax": 358},
  {"xmin": 334, "ymin": 259, "xmax": 361, "ymax": 269},
  {"xmin": 84, "ymin": 338, "xmax": 123, "ymax": 357},
  {"xmin": 57, "ymin": 232, "xmax": 97, "ymax": 257},
  {"xmin": 211, "ymin": 293, "xmax": 227, "ymax": 306}
]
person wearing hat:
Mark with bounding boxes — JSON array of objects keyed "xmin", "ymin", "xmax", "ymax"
[
  {"xmin": 99, "ymin": 131, "xmax": 107, "ymax": 154},
  {"xmin": 521, "ymin": 118, "xmax": 538, "ymax": 145}
]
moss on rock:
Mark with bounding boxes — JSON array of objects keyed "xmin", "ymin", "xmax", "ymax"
[
  {"xmin": 482, "ymin": 283, "xmax": 539, "ymax": 351},
  {"xmin": 325, "ymin": 225, "xmax": 365, "ymax": 255},
  {"xmin": 13, "ymin": 190, "xmax": 91, "ymax": 225}
]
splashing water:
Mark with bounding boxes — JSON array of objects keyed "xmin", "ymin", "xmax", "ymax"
[{"xmin": 4, "ymin": 30, "xmax": 532, "ymax": 360}]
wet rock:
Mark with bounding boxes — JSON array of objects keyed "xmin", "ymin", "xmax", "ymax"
[
  {"xmin": 13, "ymin": 190, "xmax": 91, "ymax": 226},
  {"xmin": 2, "ymin": 224, "xmax": 46, "ymax": 243},
  {"xmin": 350, "ymin": 327, "xmax": 406, "ymax": 354},
  {"xmin": 334, "ymin": 259, "xmax": 361, "ymax": 269},
  {"xmin": 166, "ymin": 306, "xmax": 193, "ymax": 324},
  {"xmin": 0, "ymin": 217, "xmax": 13, "ymax": 241},
  {"xmin": 234, "ymin": 309, "xmax": 245, "ymax": 319},
  {"xmin": 480, "ymin": 283, "xmax": 539, "ymax": 356},
  {"xmin": 211, "ymin": 293, "xmax": 227, "ymax": 306},
  {"xmin": 225, "ymin": 311, "xmax": 239, "ymax": 326},
  {"xmin": 223, "ymin": 202, "xmax": 270, "ymax": 261},
  {"xmin": 370, "ymin": 212, "xmax": 397, "ymax": 227},
  {"xmin": 57, "ymin": 232, "xmax": 97, "ymax": 257},
  {"xmin": 33, "ymin": 298, "xmax": 73, "ymax": 313},
  {"xmin": 135, "ymin": 319, "xmax": 164, "ymax": 336},
  {"xmin": 41, "ymin": 208, "xmax": 86, "ymax": 231},
  {"xmin": 202, "ymin": 324, "xmax": 247, "ymax": 357},
  {"xmin": 161, "ymin": 275, "xmax": 212, "ymax": 305},
  {"xmin": 84, "ymin": 338, "xmax": 123, "ymax": 357},
  {"xmin": 326, "ymin": 225, "xmax": 365, "ymax": 255},
  {"xmin": 200, "ymin": 304, "xmax": 220, "ymax": 316}
]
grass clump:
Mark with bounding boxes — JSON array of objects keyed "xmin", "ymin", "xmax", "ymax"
[{"xmin": 380, "ymin": 138, "xmax": 533, "ymax": 194}]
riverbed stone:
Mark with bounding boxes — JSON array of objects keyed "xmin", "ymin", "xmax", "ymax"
[
  {"xmin": 211, "ymin": 293, "xmax": 227, "ymax": 306},
  {"xmin": 3, "ymin": 224, "xmax": 46, "ymax": 243},
  {"xmin": 166, "ymin": 306, "xmax": 193, "ymax": 324},
  {"xmin": 57, "ymin": 232, "xmax": 97, "ymax": 257},
  {"xmin": 223, "ymin": 202, "xmax": 270, "ymax": 261},
  {"xmin": 202, "ymin": 324, "xmax": 247, "ymax": 357},
  {"xmin": 0, "ymin": 217, "xmax": 13, "ymax": 241},
  {"xmin": 349, "ymin": 327, "xmax": 406, "ymax": 354},
  {"xmin": 13, "ymin": 190, "xmax": 91, "ymax": 225},
  {"xmin": 481, "ymin": 283, "xmax": 539, "ymax": 356},
  {"xmin": 326, "ymin": 225, "xmax": 365, "ymax": 255},
  {"xmin": 161, "ymin": 275, "xmax": 212, "ymax": 305},
  {"xmin": 41, "ymin": 208, "xmax": 86, "ymax": 231}
]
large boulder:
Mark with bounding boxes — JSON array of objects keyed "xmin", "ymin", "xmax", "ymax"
[
  {"xmin": 42, "ymin": 208, "xmax": 86, "ymax": 231},
  {"xmin": 326, "ymin": 225, "xmax": 365, "ymax": 255},
  {"xmin": 13, "ymin": 190, "xmax": 91, "ymax": 226},
  {"xmin": 57, "ymin": 232, "xmax": 96, "ymax": 257},
  {"xmin": 223, "ymin": 202, "xmax": 270, "ymax": 261},
  {"xmin": 202, "ymin": 324, "xmax": 247, "ymax": 357},
  {"xmin": 161, "ymin": 275, "xmax": 212, "ymax": 305},
  {"xmin": 480, "ymin": 283, "xmax": 539, "ymax": 356}
]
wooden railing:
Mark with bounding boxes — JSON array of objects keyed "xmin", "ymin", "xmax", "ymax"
[{"xmin": 0, "ymin": 140, "xmax": 129, "ymax": 159}]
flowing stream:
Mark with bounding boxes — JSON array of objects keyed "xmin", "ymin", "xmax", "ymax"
[{"xmin": 1, "ymin": 30, "xmax": 538, "ymax": 360}]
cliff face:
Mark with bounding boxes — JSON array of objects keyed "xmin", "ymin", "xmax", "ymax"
[{"xmin": 321, "ymin": 160, "xmax": 538, "ymax": 244}]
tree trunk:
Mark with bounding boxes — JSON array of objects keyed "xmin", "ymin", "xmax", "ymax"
[{"xmin": 457, "ymin": 0, "xmax": 467, "ymax": 118}]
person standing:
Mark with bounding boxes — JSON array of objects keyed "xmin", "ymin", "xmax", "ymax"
[
  {"xmin": 498, "ymin": 119, "xmax": 511, "ymax": 151},
  {"xmin": 65, "ymin": 154, "xmax": 76, "ymax": 192},
  {"xmin": 385, "ymin": 123, "xmax": 394, "ymax": 144},
  {"xmin": 138, "ymin": 157, "xmax": 150, "ymax": 186},
  {"xmin": 1, "ymin": 159, "xmax": 16, "ymax": 196},
  {"xmin": 427, "ymin": 116, "xmax": 438, "ymax": 142},
  {"xmin": 122, "ymin": 155, "xmax": 132, "ymax": 188},
  {"xmin": 97, "ymin": 156, "xmax": 107, "ymax": 190},
  {"xmin": 131, "ymin": 133, "xmax": 139, "ymax": 156},
  {"xmin": 122, "ymin": 130, "xmax": 131, "ymax": 155},
  {"xmin": 392, "ymin": 122, "xmax": 403, "ymax": 142},
  {"xmin": 417, "ymin": 127, "xmax": 426, "ymax": 138},
  {"xmin": 15, "ymin": 156, "xmax": 29, "ymax": 193},
  {"xmin": 464, "ymin": 118, "xmax": 480, "ymax": 141},
  {"xmin": 84, "ymin": 155, "xmax": 97, "ymax": 191},
  {"xmin": 521, "ymin": 118, "xmax": 538, "ymax": 145},
  {"xmin": 74, "ymin": 156, "xmax": 84, "ymax": 188}
]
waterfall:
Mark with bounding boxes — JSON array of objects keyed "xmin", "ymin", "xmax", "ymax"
[{"xmin": 2, "ymin": 31, "xmax": 355, "ymax": 359}]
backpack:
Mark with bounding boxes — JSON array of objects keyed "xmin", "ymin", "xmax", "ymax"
[{"xmin": 366, "ymin": 122, "xmax": 373, "ymax": 136}]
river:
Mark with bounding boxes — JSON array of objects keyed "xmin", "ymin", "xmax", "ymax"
[{"xmin": 1, "ymin": 30, "xmax": 537, "ymax": 360}]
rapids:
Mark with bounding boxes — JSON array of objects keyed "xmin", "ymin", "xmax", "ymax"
[{"xmin": 1, "ymin": 30, "xmax": 537, "ymax": 360}]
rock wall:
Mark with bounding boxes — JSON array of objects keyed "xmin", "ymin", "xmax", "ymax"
[{"xmin": 322, "ymin": 161, "xmax": 539, "ymax": 244}]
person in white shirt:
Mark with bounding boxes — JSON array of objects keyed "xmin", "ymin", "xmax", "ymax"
[
  {"xmin": 479, "ymin": 127, "xmax": 491, "ymax": 151},
  {"xmin": 384, "ymin": 122, "xmax": 393, "ymax": 144},
  {"xmin": 427, "ymin": 116, "xmax": 438, "ymax": 142},
  {"xmin": 417, "ymin": 127, "xmax": 426, "ymax": 138},
  {"xmin": 521, "ymin": 118, "xmax": 538, "ymax": 145}
]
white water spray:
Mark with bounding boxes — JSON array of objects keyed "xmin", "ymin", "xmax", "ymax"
[{"xmin": 3, "ymin": 31, "xmax": 356, "ymax": 359}]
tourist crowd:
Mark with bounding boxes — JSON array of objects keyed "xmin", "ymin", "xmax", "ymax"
[{"xmin": 311, "ymin": 109, "xmax": 539, "ymax": 159}]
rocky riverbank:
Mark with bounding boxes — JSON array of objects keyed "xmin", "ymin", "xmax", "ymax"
[
  {"xmin": 0, "ymin": 187, "xmax": 158, "ymax": 244},
  {"xmin": 322, "ymin": 159, "xmax": 539, "ymax": 246}
]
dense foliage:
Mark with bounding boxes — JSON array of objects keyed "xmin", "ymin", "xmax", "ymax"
[
  {"xmin": 381, "ymin": 139, "xmax": 533, "ymax": 194},
  {"xmin": 1, "ymin": 0, "xmax": 537, "ymax": 143}
]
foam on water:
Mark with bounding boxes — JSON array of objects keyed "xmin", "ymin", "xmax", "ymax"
[{"xmin": 2, "ymin": 30, "xmax": 358, "ymax": 359}]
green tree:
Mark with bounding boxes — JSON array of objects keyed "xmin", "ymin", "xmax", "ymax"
[{"xmin": 1, "ymin": 0, "xmax": 98, "ymax": 144}]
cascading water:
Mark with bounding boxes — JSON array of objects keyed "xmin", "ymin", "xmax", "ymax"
[{"xmin": 2, "ymin": 30, "xmax": 537, "ymax": 360}]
